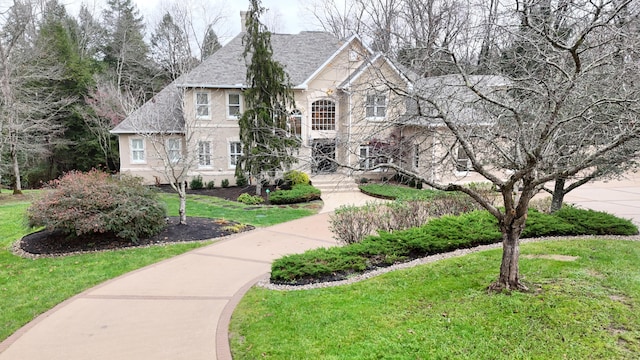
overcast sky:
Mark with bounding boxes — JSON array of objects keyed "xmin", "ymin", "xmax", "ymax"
[{"xmin": 63, "ymin": 0, "xmax": 317, "ymax": 43}]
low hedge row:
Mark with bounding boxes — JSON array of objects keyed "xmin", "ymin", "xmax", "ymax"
[
  {"xmin": 269, "ymin": 184, "xmax": 321, "ymax": 205},
  {"xmin": 270, "ymin": 206, "xmax": 638, "ymax": 285}
]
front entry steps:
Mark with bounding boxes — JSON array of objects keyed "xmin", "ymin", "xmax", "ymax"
[{"xmin": 310, "ymin": 174, "xmax": 361, "ymax": 193}]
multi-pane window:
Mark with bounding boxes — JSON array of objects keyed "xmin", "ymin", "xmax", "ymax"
[
  {"xmin": 131, "ymin": 138, "xmax": 145, "ymax": 163},
  {"xmin": 365, "ymin": 94, "xmax": 386, "ymax": 118},
  {"xmin": 227, "ymin": 93, "xmax": 242, "ymax": 119},
  {"xmin": 167, "ymin": 138, "xmax": 181, "ymax": 163},
  {"xmin": 196, "ymin": 92, "xmax": 210, "ymax": 119},
  {"xmin": 288, "ymin": 109, "xmax": 303, "ymax": 137},
  {"xmin": 414, "ymin": 144, "xmax": 420, "ymax": 169},
  {"xmin": 312, "ymin": 100, "xmax": 335, "ymax": 130},
  {"xmin": 358, "ymin": 145, "xmax": 388, "ymax": 170},
  {"xmin": 198, "ymin": 141, "xmax": 212, "ymax": 167},
  {"xmin": 229, "ymin": 142, "xmax": 242, "ymax": 167}
]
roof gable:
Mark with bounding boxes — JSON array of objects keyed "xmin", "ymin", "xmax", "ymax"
[
  {"xmin": 338, "ymin": 53, "xmax": 412, "ymax": 90},
  {"xmin": 177, "ymin": 31, "xmax": 345, "ymax": 88}
]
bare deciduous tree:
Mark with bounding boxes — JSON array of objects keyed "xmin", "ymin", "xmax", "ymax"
[
  {"xmin": 351, "ymin": 0, "xmax": 640, "ymax": 291},
  {"xmin": 0, "ymin": 0, "xmax": 73, "ymax": 194}
]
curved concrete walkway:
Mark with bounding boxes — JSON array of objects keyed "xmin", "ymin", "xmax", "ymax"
[
  {"xmin": 0, "ymin": 191, "xmax": 379, "ymax": 360},
  {"xmin": 1, "ymin": 177, "xmax": 639, "ymax": 360}
]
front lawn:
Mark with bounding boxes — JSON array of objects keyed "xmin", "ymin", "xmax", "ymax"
[
  {"xmin": 231, "ymin": 239, "xmax": 640, "ymax": 359},
  {"xmin": 0, "ymin": 190, "xmax": 317, "ymax": 342}
]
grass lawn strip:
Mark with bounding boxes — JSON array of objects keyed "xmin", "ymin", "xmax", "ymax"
[{"xmin": 231, "ymin": 239, "xmax": 640, "ymax": 359}]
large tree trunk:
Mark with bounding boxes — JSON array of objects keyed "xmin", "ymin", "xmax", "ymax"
[
  {"xmin": 550, "ymin": 177, "xmax": 566, "ymax": 213},
  {"xmin": 489, "ymin": 213, "xmax": 529, "ymax": 292}
]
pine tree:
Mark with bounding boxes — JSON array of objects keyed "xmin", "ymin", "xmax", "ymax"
[
  {"xmin": 102, "ymin": 0, "xmax": 153, "ymax": 100},
  {"xmin": 151, "ymin": 12, "xmax": 196, "ymax": 81},
  {"xmin": 237, "ymin": 0, "xmax": 300, "ymax": 195},
  {"xmin": 201, "ymin": 25, "xmax": 221, "ymax": 60}
]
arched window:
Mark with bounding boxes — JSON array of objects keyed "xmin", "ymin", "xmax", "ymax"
[{"xmin": 312, "ymin": 100, "xmax": 335, "ymax": 130}]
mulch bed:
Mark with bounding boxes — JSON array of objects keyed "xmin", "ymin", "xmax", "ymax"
[
  {"xmin": 18, "ymin": 217, "xmax": 254, "ymax": 257},
  {"xmin": 17, "ymin": 184, "xmax": 325, "ymax": 257},
  {"xmin": 16, "ymin": 185, "xmax": 277, "ymax": 257}
]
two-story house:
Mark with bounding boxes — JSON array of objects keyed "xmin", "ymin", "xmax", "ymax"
[{"xmin": 111, "ymin": 14, "xmax": 492, "ymax": 187}]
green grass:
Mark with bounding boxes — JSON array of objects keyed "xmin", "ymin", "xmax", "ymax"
[
  {"xmin": 0, "ymin": 190, "xmax": 317, "ymax": 342},
  {"xmin": 160, "ymin": 193, "xmax": 317, "ymax": 227},
  {"xmin": 360, "ymin": 183, "xmax": 443, "ymax": 200},
  {"xmin": 231, "ymin": 239, "xmax": 640, "ymax": 359}
]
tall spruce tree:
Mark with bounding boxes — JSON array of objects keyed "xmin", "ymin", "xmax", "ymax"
[
  {"xmin": 151, "ymin": 12, "xmax": 196, "ymax": 81},
  {"xmin": 201, "ymin": 24, "xmax": 221, "ymax": 60},
  {"xmin": 237, "ymin": 0, "xmax": 299, "ymax": 195},
  {"xmin": 102, "ymin": 0, "xmax": 153, "ymax": 100}
]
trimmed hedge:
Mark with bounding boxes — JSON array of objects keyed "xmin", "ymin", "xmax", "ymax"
[
  {"xmin": 269, "ymin": 184, "xmax": 321, "ymax": 205},
  {"xmin": 271, "ymin": 208, "xmax": 638, "ymax": 285}
]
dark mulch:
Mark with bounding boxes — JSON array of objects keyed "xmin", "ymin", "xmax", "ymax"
[
  {"xmin": 18, "ymin": 217, "xmax": 254, "ymax": 257},
  {"xmin": 17, "ymin": 184, "xmax": 299, "ymax": 257},
  {"xmin": 156, "ymin": 184, "xmax": 280, "ymax": 203}
]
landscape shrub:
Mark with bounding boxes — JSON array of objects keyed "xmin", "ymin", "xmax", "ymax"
[
  {"xmin": 553, "ymin": 206, "xmax": 638, "ymax": 235},
  {"xmin": 206, "ymin": 181, "xmax": 215, "ymax": 189},
  {"xmin": 190, "ymin": 175, "xmax": 204, "ymax": 190},
  {"xmin": 274, "ymin": 178, "xmax": 291, "ymax": 190},
  {"xmin": 269, "ymin": 184, "xmax": 321, "ymax": 205},
  {"xmin": 283, "ymin": 170, "xmax": 310, "ymax": 186},
  {"xmin": 330, "ymin": 195, "xmax": 484, "ymax": 244},
  {"xmin": 221, "ymin": 179, "xmax": 230, "ymax": 188},
  {"xmin": 237, "ymin": 193, "xmax": 264, "ymax": 205},
  {"xmin": 235, "ymin": 173, "xmax": 248, "ymax": 187},
  {"xmin": 272, "ymin": 207, "xmax": 638, "ymax": 285},
  {"xmin": 27, "ymin": 170, "xmax": 167, "ymax": 243}
]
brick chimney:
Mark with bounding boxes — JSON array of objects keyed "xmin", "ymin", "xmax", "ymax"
[{"xmin": 240, "ymin": 11, "xmax": 248, "ymax": 32}]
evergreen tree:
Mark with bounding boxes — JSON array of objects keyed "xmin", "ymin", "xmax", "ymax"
[
  {"xmin": 201, "ymin": 24, "xmax": 221, "ymax": 60},
  {"xmin": 237, "ymin": 0, "xmax": 299, "ymax": 195},
  {"xmin": 33, "ymin": 0, "xmax": 119, "ymax": 183},
  {"xmin": 102, "ymin": 0, "xmax": 153, "ymax": 100},
  {"xmin": 77, "ymin": 4, "xmax": 106, "ymax": 63},
  {"xmin": 151, "ymin": 12, "xmax": 196, "ymax": 81}
]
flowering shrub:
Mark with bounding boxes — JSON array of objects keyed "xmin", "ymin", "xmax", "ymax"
[{"xmin": 27, "ymin": 170, "xmax": 167, "ymax": 243}]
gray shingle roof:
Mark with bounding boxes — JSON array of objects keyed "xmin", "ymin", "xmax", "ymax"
[
  {"xmin": 177, "ymin": 31, "xmax": 344, "ymax": 88},
  {"xmin": 113, "ymin": 31, "xmax": 345, "ymax": 134},
  {"xmin": 402, "ymin": 74, "xmax": 510, "ymax": 126},
  {"xmin": 110, "ymin": 81, "xmax": 184, "ymax": 134}
]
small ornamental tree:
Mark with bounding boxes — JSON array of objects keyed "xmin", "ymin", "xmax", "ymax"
[
  {"xmin": 237, "ymin": 0, "xmax": 300, "ymax": 196},
  {"xmin": 27, "ymin": 169, "xmax": 166, "ymax": 243}
]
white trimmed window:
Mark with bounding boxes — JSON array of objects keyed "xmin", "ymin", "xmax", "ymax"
[
  {"xmin": 195, "ymin": 92, "xmax": 210, "ymax": 119},
  {"xmin": 312, "ymin": 100, "xmax": 336, "ymax": 130},
  {"xmin": 167, "ymin": 138, "xmax": 181, "ymax": 163},
  {"xmin": 131, "ymin": 138, "xmax": 145, "ymax": 163},
  {"xmin": 358, "ymin": 145, "xmax": 388, "ymax": 170},
  {"xmin": 227, "ymin": 93, "xmax": 242, "ymax": 119},
  {"xmin": 198, "ymin": 141, "xmax": 212, "ymax": 167},
  {"xmin": 229, "ymin": 141, "xmax": 243, "ymax": 167},
  {"xmin": 365, "ymin": 94, "xmax": 386, "ymax": 119}
]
